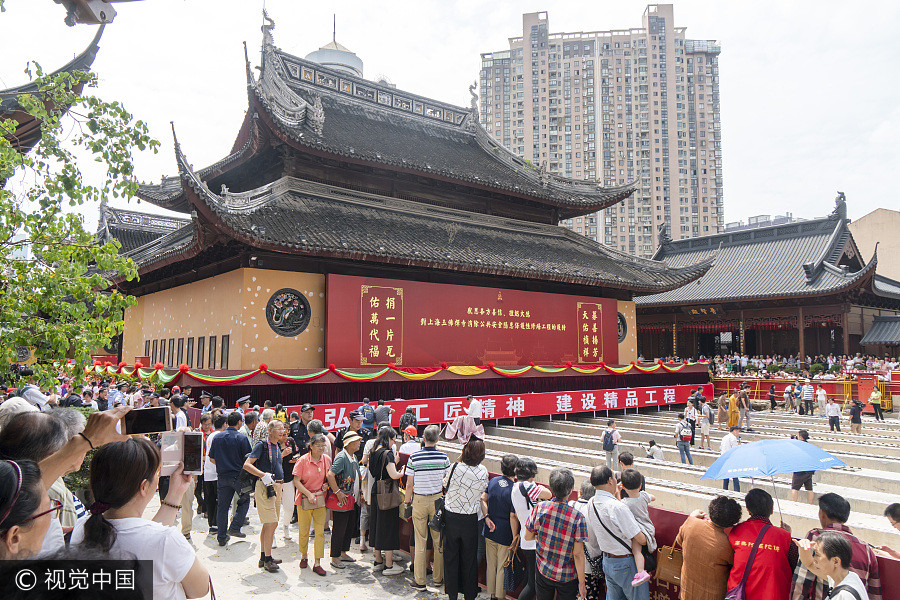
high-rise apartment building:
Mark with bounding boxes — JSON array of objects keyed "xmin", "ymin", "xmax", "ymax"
[{"xmin": 479, "ymin": 5, "xmax": 723, "ymax": 257}]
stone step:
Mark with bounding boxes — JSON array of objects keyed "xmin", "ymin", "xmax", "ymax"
[
  {"xmin": 626, "ymin": 409, "xmax": 900, "ymax": 436},
  {"xmin": 486, "ymin": 424, "xmax": 900, "ymax": 490},
  {"xmin": 438, "ymin": 441, "xmax": 898, "ymax": 549},
  {"xmin": 474, "ymin": 430, "xmax": 893, "ymax": 517},
  {"xmin": 550, "ymin": 416, "xmax": 900, "ymax": 462}
]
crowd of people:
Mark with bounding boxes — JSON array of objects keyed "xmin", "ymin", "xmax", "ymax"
[
  {"xmin": 0, "ymin": 377, "xmax": 897, "ymax": 600},
  {"xmin": 709, "ymin": 353, "xmax": 899, "ymax": 380}
]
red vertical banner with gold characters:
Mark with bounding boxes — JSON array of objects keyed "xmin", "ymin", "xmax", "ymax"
[
  {"xmin": 327, "ymin": 274, "xmax": 619, "ymax": 368},
  {"xmin": 360, "ymin": 285, "xmax": 404, "ymax": 365},
  {"xmin": 577, "ymin": 302, "xmax": 604, "ymax": 363}
]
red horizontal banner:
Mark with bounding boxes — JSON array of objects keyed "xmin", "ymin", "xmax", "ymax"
[
  {"xmin": 325, "ymin": 274, "xmax": 619, "ymax": 368},
  {"xmin": 285, "ymin": 383, "xmax": 713, "ymax": 431}
]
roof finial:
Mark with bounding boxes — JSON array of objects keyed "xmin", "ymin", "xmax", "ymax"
[
  {"xmin": 831, "ymin": 191, "xmax": 847, "ymax": 221},
  {"xmin": 469, "ymin": 80, "xmax": 478, "ymax": 113},
  {"xmin": 262, "ymin": 8, "xmax": 275, "ymax": 48}
]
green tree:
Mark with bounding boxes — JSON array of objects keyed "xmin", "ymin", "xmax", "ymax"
[{"xmin": 1, "ymin": 48, "xmax": 158, "ymax": 387}]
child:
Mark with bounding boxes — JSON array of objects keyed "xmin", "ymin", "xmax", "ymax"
[{"xmin": 620, "ymin": 468, "xmax": 657, "ymax": 587}]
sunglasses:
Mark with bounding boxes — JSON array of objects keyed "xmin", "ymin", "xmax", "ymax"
[{"xmin": 20, "ymin": 499, "xmax": 63, "ymax": 526}]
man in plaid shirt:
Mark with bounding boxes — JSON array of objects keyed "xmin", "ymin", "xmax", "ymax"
[
  {"xmin": 525, "ymin": 468, "xmax": 587, "ymax": 600},
  {"xmin": 791, "ymin": 493, "xmax": 881, "ymax": 600}
]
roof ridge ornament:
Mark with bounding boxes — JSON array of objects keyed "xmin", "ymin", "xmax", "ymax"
[
  {"xmin": 657, "ymin": 221, "xmax": 672, "ymax": 248},
  {"xmin": 830, "ymin": 191, "xmax": 847, "ymax": 221},
  {"xmin": 262, "ymin": 9, "xmax": 275, "ymax": 49},
  {"xmin": 309, "ymin": 95, "xmax": 325, "ymax": 138}
]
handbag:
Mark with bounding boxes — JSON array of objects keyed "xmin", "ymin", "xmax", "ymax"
[
  {"xmin": 654, "ymin": 543, "xmax": 683, "ymax": 585},
  {"xmin": 326, "ymin": 489, "xmax": 356, "ymax": 511},
  {"xmin": 401, "ymin": 501, "xmax": 414, "ymax": 521},
  {"xmin": 300, "ymin": 490, "xmax": 326, "ymax": 511},
  {"xmin": 374, "ymin": 449, "xmax": 403, "ymax": 510},
  {"xmin": 428, "ymin": 463, "xmax": 459, "ymax": 532},
  {"xmin": 375, "ymin": 475, "xmax": 402, "ymax": 510},
  {"xmin": 724, "ymin": 524, "xmax": 770, "ymax": 600},
  {"xmin": 503, "ymin": 546, "xmax": 527, "ymax": 593}
]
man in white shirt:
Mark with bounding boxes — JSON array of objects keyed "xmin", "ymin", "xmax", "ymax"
[
  {"xmin": 816, "ymin": 384, "xmax": 828, "ymax": 418},
  {"xmin": 587, "ymin": 465, "xmax": 649, "ymax": 600},
  {"xmin": 720, "ymin": 425, "xmax": 741, "ymax": 492},
  {"xmin": 398, "ymin": 425, "xmax": 421, "ymax": 455},
  {"xmin": 825, "ymin": 398, "xmax": 842, "ymax": 432},
  {"xmin": 465, "ymin": 395, "xmax": 482, "ymax": 425},
  {"xmin": 204, "ymin": 413, "xmax": 227, "ymax": 533}
]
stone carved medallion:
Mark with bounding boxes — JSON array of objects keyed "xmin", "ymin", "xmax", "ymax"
[{"xmin": 266, "ymin": 288, "xmax": 311, "ymax": 337}]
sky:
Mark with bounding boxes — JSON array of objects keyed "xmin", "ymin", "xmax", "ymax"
[{"xmin": 2, "ymin": 0, "xmax": 899, "ymax": 231}]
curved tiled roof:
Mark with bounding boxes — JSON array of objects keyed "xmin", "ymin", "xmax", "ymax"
[
  {"xmin": 860, "ymin": 316, "xmax": 900, "ymax": 346},
  {"xmin": 166, "ymin": 137, "xmax": 710, "ymax": 295},
  {"xmin": 136, "ymin": 24, "xmax": 636, "ymax": 219},
  {"xmin": 0, "ymin": 25, "xmax": 104, "ymax": 154},
  {"xmin": 253, "ymin": 42, "xmax": 636, "ymax": 216},
  {"xmin": 636, "ymin": 216, "xmax": 876, "ymax": 306},
  {"xmin": 99, "ymin": 206, "xmax": 190, "ymax": 254}
]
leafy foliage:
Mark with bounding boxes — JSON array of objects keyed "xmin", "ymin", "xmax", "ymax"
[{"xmin": 1, "ymin": 57, "xmax": 158, "ymax": 388}]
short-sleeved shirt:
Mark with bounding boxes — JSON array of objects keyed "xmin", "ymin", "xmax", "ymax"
[
  {"xmin": 374, "ymin": 405, "xmax": 392, "ymax": 428},
  {"xmin": 526, "ymin": 498, "xmax": 588, "ymax": 583},
  {"xmin": 359, "ymin": 404, "xmax": 376, "ymax": 430},
  {"xmin": 203, "ymin": 430, "xmax": 220, "ymax": 481},
  {"xmin": 587, "ymin": 490, "xmax": 641, "ymax": 555},
  {"xmin": 511, "ymin": 481, "xmax": 545, "ymax": 550},
  {"xmin": 281, "ymin": 438, "xmax": 298, "ymax": 483},
  {"xmin": 849, "ymin": 404, "xmax": 863, "ymax": 423},
  {"xmin": 406, "ymin": 447, "xmax": 451, "ymax": 495},
  {"xmin": 335, "ymin": 426, "xmax": 369, "ymax": 461},
  {"xmin": 249, "ymin": 439, "xmax": 284, "ymax": 481},
  {"xmin": 208, "ymin": 427, "xmax": 252, "ymax": 478},
  {"xmin": 71, "ymin": 517, "xmax": 195, "ymax": 600},
  {"xmin": 603, "ymin": 428, "xmax": 621, "ymax": 448},
  {"xmin": 330, "ymin": 449, "xmax": 360, "ymax": 494},
  {"xmin": 484, "ymin": 476, "xmax": 516, "ymax": 546},
  {"xmin": 293, "ymin": 451, "xmax": 332, "ymax": 492},
  {"xmin": 444, "ymin": 464, "xmax": 488, "ymax": 515},
  {"xmin": 289, "ymin": 419, "xmax": 311, "ymax": 456}
]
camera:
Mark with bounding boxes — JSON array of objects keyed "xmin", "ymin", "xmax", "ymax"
[
  {"xmin": 790, "ymin": 434, "xmax": 798, "ymax": 440},
  {"xmin": 265, "ymin": 483, "xmax": 277, "ymax": 498}
]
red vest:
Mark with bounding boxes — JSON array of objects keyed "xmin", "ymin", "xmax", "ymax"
[{"xmin": 728, "ymin": 518, "xmax": 793, "ymax": 599}]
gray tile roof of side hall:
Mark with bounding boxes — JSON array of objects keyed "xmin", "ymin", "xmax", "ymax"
[
  {"xmin": 636, "ymin": 216, "xmax": 876, "ymax": 306},
  {"xmin": 860, "ymin": 316, "xmax": 900, "ymax": 346}
]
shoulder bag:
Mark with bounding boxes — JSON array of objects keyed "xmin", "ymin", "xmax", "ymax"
[
  {"xmin": 375, "ymin": 449, "xmax": 403, "ymax": 510},
  {"xmin": 428, "ymin": 462, "xmax": 459, "ymax": 533},
  {"xmin": 827, "ymin": 585, "xmax": 862, "ymax": 600},
  {"xmin": 724, "ymin": 524, "xmax": 771, "ymax": 600}
]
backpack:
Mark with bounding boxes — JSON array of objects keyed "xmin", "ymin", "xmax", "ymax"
[
  {"xmin": 705, "ymin": 403, "xmax": 715, "ymax": 425},
  {"xmin": 602, "ymin": 430, "xmax": 616, "ymax": 452}
]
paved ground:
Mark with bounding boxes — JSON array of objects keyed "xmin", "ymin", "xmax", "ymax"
[{"xmin": 156, "ymin": 495, "xmax": 447, "ymax": 600}]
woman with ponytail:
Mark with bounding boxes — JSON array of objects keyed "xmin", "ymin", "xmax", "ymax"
[
  {"xmin": 0, "ymin": 459, "xmax": 58, "ymax": 559},
  {"xmin": 70, "ymin": 437, "xmax": 210, "ymax": 600}
]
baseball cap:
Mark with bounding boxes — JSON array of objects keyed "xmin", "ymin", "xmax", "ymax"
[
  {"xmin": 300, "ymin": 403, "xmax": 315, "ymax": 412},
  {"xmin": 403, "ymin": 425, "xmax": 417, "ymax": 437},
  {"xmin": 349, "ymin": 410, "xmax": 364, "ymax": 421},
  {"xmin": 171, "ymin": 386, "xmax": 181, "ymax": 392}
]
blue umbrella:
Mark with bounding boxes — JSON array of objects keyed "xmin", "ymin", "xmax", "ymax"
[
  {"xmin": 702, "ymin": 439, "xmax": 846, "ymax": 480},
  {"xmin": 701, "ymin": 439, "xmax": 846, "ymax": 519}
]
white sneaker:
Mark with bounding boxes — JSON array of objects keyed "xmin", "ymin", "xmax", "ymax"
[{"xmin": 383, "ymin": 565, "xmax": 405, "ymax": 576}]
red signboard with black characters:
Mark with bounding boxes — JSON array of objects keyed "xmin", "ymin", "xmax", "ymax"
[
  {"xmin": 284, "ymin": 383, "xmax": 712, "ymax": 432},
  {"xmin": 325, "ymin": 274, "xmax": 619, "ymax": 368}
]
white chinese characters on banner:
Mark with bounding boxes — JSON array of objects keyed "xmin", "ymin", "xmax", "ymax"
[
  {"xmin": 556, "ymin": 394, "xmax": 573, "ymax": 412},
  {"xmin": 507, "ymin": 396, "xmax": 525, "ymax": 416},
  {"xmin": 625, "ymin": 390, "xmax": 639, "ymax": 407},
  {"xmin": 444, "ymin": 401, "xmax": 463, "ymax": 420},
  {"xmin": 580, "ymin": 393, "xmax": 597, "ymax": 410},
  {"xmin": 604, "ymin": 391, "xmax": 619, "ymax": 409},
  {"xmin": 482, "ymin": 398, "xmax": 496, "ymax": 419}
]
